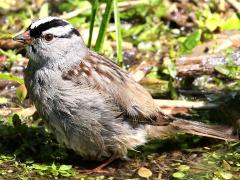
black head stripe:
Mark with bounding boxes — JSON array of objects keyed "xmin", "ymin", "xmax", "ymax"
[
  {"xmin": 58, "ymin": 28, "xmax": 80, "ymax": 38},
  {"xmin": 29, "ymin": 19, "xmax": 69, "ymax": 38}
]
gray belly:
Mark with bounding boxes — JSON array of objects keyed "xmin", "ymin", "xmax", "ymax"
[
  {"xmin": 26, "ymin": 70, "xmax": 147, "ymax": 160},
  {"xmin": 36, "ymin": 94, "xmax": 148, "ymax": 161},
  {"xmin": 40, "ymin": 103, "xmax": 147, "ymax": 160}
]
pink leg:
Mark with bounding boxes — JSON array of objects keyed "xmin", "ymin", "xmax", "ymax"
[
  {"xmin": 92, "ymin": 156, "xmax": 115, "ymax": 172},
  {"xmin": 80, "ymin": 156, "xmax": 116, "ymax": 174}
]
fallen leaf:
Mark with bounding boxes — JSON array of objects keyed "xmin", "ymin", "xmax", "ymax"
[
  {"xmin": 172, "ymin": 172, "xmax": 185, "ymax": 179},
  {"xmin": 220, "ymin": 172, "xmax": 233, "ymax": 180},
  {"xmin": 138, "ymin": 167, "xmax": 152, "ymax": 178},
  {"xmin": 177, "ymin": 165, "xmax": 190, "ymax": 172}
]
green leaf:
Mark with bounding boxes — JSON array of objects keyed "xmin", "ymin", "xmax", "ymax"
[
  {"xmin": 75, "ymin": 1, "xmax": 92, "ymax": 15},
  {"xmin": 215, "ymin": 65, "xmax": 230, "ymax": 76},
  {"xmin": 212, "ymin": 152, "xmax": 221, "ymax": 159},
  {"xmin": 60, "ymin": 171, "xmax": 71, "ymax": 177},
  {"xmin": 50, "ymin": 168, "xmax": 59, "ymax": 176},
  {"xmin": 32, "ymin": 164, "xmax": 49, "ymax": 171},
  {"xmin": 51, "ymin": 163, "xmax": 57, "ymax": 170},
  {"xmin": 16, "ymin": 84, "xmax": 27, "ymax": 102},
  {"xmin": 150, "ymin": 0, "xmax": 162, "ymax": 5},
  {"xmin": 0, "ymin": 49, "xmax": 22, "ymax": 63},
  {"xmin": 221, "ymin": 14, "xmax": 240, "ymax": 31},
  {"xmin": 68, "ymin": 17, "xmax": 86, "ymax": 27},
  {"xmin": 0, "ymin": 73, "xmax": 24, "ymax": 84},
  {"xmin": 172, "ymin": 172, "xmax": 185, "ymax": 179},
  {"xmin": 180, "ymin": 29, "xmax": 202, "ymax": 55},
  {"xmin": 39, "ymin": 3, "xmax": 49, "ymax": 18},
  {"xmin": 122, "ymin": 24, "xmax": 145, "ymax": 38},
  {"xmin": 215, "ymin": 65, "xmax": 240, "ymax": 79},
  {"xmin": 177, "ymin": 165, "xmax": 190, "ymax": 172},
  {"xmin": 58, "ymin": 0, "xmax": 91, "ymax": 13},
  {"xmin": 219, "ymin": 172, "xmax": 233, "ymax": 180},
  {"xmin": 164, "ymin": 57, "xmax": 177, "ymax": 78},
  {"xmin": 0, "ymin": 97, "xmax": 8, "ymax": 104},
  {"xmin": 50, "ymin": 163, "xmax": 58, "ymax": 176},
  {"xmin": 138, "ymin": 26, "xmax": 160, "ymax": 42},
  {"xmin": 222, "ymin": 160, "xmax": 231, "ymax": 171},
  {"xmin": 205, "ymin": 13, "xmax": 221, "ymax": 31},
  {"xmin": 59, "ymin": 165, "xmax": 72, "ymax": 171},
  {"xmin": 155, "ymin": 4, "xmax": 166, "ymax": 17}
]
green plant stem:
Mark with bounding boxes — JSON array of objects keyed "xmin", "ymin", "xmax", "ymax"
[
  {"xmin": 94, "ymin": 0, "xmax": 113, "ymax": 52},
  {"xmin": 88, "ymin": 0, "xmax": 99, "ymax": 48},
  {"xmin": 113, "ymin": 0, "xmax": 123, "ymax": 65}
]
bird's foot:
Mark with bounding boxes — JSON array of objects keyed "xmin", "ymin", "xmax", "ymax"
[{"xmin": 80, "ymin": 157, "xmax": 115, "ymax": 174}]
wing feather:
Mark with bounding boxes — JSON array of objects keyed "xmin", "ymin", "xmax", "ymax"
[{"xmin": 62, "ymin": 50, "xmax": 169, "ymax": 125}]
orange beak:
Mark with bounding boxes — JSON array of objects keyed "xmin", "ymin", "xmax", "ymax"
[{"xmin": 13, "ymin": 31, "xmax": 32, "ymax": 44}]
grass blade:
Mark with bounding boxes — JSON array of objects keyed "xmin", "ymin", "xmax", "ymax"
[
  {"xmin": 94, "ymin": 0, "xmax": 113, "ymax": 52},
  {"xmin": 113, "ymin": 0, "xmax": 123, "ymax": 65},
  {"xmin": 88, "ymin": 0, "xmax": 99, "ymax": 48}
]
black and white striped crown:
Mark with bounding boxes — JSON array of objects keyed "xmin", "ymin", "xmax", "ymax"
[{"xmin": 28, "ymin": 16, "xmax": 80, "ymax": 38}]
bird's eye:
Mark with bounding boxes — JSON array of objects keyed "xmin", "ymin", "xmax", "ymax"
[{"xmin": 44, "ymin": 34, "xmax": 54, "ymax": 41}]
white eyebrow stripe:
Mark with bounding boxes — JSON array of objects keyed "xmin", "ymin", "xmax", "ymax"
[
  {"xmin": 42, "ymin": 25, "xmax": 73, "ymax": 36},
  {"xmin": 30, "ymin": 16, "xmax": 68, "ymax": 29}
]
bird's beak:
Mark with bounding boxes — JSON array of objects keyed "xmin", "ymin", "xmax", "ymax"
[{"xmin": 13, "ymin": 31, "xmax": 32, "ymax": 44}]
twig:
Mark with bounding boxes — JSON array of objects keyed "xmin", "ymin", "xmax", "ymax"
[
  {"xmin": 0, "ymin": 39, "xmax": 23, "ymax": 50},
  {"xmin": 0, "ymin": 100, "xmax": 216, "ymax": 118},
  {"xmin": 0, "ymin": 106, "xmax": 36, "ymax": 117},
  {"xmin": 154, "ymin": 99, "xmax": 218, "ymax": 109},
  {"xmin": 227, "ymin": 0, "xmax": 240, "ymax": 12},
  {"xmin": 0, "ymin": 107, "xmax": 21, "ymax": 117},
  {"xmin": 129, "ymin": 60, "xmax": 157, "ymax": 82}
]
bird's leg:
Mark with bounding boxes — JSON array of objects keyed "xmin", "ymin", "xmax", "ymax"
[
  {"xmin": 80, "ymin": 156, "xmax": 116, "ymax": 174},
  {"xmin": 92, "ymin": 156, "xmax": 115, "ymax": 173}
]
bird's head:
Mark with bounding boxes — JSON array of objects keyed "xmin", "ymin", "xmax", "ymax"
[{"xmin": 13, "ymin": 16, "xmax": 87, "ymax": 66}]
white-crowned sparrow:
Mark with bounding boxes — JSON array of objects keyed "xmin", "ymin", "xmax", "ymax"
[{"xmin": 13, "ymin": 16, "xmax": 237, "ymax": 169}]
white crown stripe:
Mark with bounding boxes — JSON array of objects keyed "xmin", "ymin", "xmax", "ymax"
[
  {"xmin": 30, "ymin": 16, "xmax": 68, "ymax": 29},
  {"xmin": 31, "ymin": 17, "xmax": 57, "ymax": 29}
]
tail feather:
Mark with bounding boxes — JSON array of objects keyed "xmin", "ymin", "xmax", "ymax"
[
  {"xmin": 171, "ymin": 119, "xmax": 237, "ymax": 141},
  {"xmin": 146, "ymin": 119, "xmax": 238, "ymax": 141}
]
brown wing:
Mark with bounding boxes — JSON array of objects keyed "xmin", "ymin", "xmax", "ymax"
[{"xmin": 62, "ymin": 50, "xmax": 170, "ymax": 125}]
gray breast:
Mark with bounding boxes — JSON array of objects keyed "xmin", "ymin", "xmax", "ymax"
[{"xmin": 25, "ymin": 65, "xmax": 147, "ymax": 160}]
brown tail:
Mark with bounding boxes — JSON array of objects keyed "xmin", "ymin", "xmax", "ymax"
[
  {"xmin": 171, "ymin": 119, "xmax": 237, "ymax": 141},
  {"xmin": 146, "ymin": 119, "xmax": 238, "ymax": 141}
]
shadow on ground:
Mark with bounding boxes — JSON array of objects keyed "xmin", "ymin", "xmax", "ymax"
[{"xmin": 0, "ymin": 116, "xmax": 230, "ymax": 179}]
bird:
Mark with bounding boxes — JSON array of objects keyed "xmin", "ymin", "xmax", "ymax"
[{"xmin": 13, "ymin": 16, "xmax": 238, "ymax": 171}]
